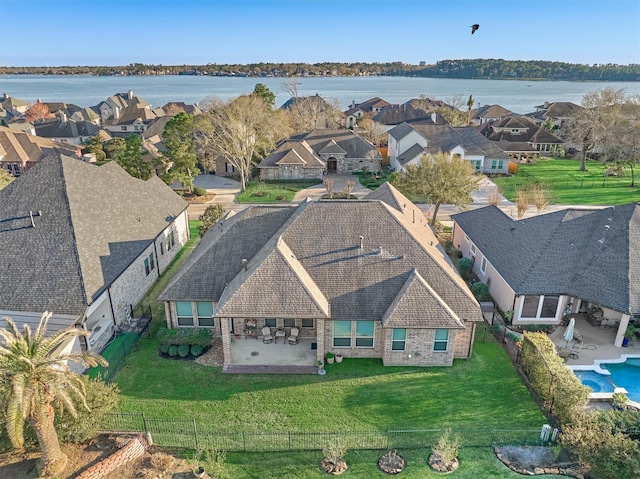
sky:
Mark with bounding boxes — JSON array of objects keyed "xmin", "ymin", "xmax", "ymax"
[{"xmin": 1, "ymin": 0, "xmax": 639, "ymax": 67}]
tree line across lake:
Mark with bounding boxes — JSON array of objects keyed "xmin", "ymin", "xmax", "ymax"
[{"xmin": 2, "ymin": 59, "xmax": 639, "ymax": 81}]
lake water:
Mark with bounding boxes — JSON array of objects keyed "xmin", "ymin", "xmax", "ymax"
[{"xmin": 2, "ymin": 75, "xmax": 640, "ymax": 115}]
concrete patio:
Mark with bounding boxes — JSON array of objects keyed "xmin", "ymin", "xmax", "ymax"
[
  {"xmin": 230, "ymin": 336, "xmax": 317, "ymax": 366},
  {"xmin": 549, "ymin": 315, "xmax": 640, "ymax": 367}
]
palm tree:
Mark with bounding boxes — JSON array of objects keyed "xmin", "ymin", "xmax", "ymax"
[{"xmin": 0, "ymin": 312, "xmax": 106, "ymax": 476}]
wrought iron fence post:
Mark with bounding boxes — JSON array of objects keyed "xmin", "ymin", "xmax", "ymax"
[{"xmin": 193, "ymin": 418, "xmax": 199, "ymax": 449}]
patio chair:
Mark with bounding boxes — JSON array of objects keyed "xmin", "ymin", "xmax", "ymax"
[
  {"xmin": 288, "ymin": 327, "xmax": 299, "ymax": 345},
  {"xmin": 558, "ymin": 347, "xmax": 579, "ymax": 361},
  {"xmin": 261, "ymin": 326, "xmax": 273, "ymax": 344}
]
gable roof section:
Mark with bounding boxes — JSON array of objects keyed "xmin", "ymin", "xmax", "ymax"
[
  {"xmin": 0, "ymin": 126, "xmax": 77, "ymax": 165},
  {"xmin": 397, "ymin": 143, "xmax": 426, "ymax": 165},
  {"xmin": 216, "ymin": 237, "xmax": 330, "ymax": 318},
  {"xmin": 373, "ymin": 104, "xmax": 435, "ymax": 126},
  {"xmin": 301, "ymin": 129, "xmax": 381, "ymax": 160},
  {"xmin": 259, "ymin": 140, "xmax": 324, "ymax": 168},
  {"xmin": 473, "ymin": 104, "xmax": 513, "ymax": 119},
  {"xmin": 388, "ymin": 122, "xmax": 415, "ymax": 141},
  {"xmin": 344, "ymin": 97, "xmax": 391, "ymax": 116},
  {"xmin": 382, "ymin": 269, "xmax": 465, "ymax": 328},
  {"xmin": 411, "ymin": 124, "xmax": 510, "ymax": 160},
  {"xmin": 319, "ymin": 139, "xmax": 347, "ymax": 155},
  {"xmin": 453, "ymin": 204, "xmax": 640, "ymax": 314},
  {"xmin": 0, "ymin": 155, "xmax": 187, "ymax": 316}
]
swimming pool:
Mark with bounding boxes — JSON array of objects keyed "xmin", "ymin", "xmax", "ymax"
[
  {"xmin": 602, "ymin": 357, "xmax": 640, "ymax": 403},
  {"xmin": 574, "ymin": 370, "xmax": 616, "ymax": 393}
]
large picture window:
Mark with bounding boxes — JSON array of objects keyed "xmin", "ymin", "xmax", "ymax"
[
  {"xmin": 196, "ymin": 302, "xmax": 214, "ymax": 327},
  {"xmin": 540, "ymin": 295, "xmax": 560, "ymax": 318},
  {"xmin": 392, "ymin": 328, "xmax": 406, "ymax": 351},
  {"xmin": 433, "ymin": 329, "xmax": 449, "ymax": 351},
  {"xmin": 284, "ymin": 318, "xmax": 295, "ymax": 328},
  {"xmin": 356, "ymin": 321, "xmax": 375, "ymax": 347},
  {"xmin": 264, "ymin": 318, "xmax": 277, "ymax": 328},
  {"xmin": 521, "ymin": 295, "xmax": 541, "ymax": 317},
  {"xmin": 301, "ymin": 319, "xmax": 314, "ymax": 328},
  {"xmin": 333, "ymin": 321, "xmax": 352, "ymax": 347},
  {"xmin": 176, "ymin": 301, "xmax": 194, "ymax": 326}
]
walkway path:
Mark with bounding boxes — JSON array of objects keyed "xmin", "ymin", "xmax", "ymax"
[{"xmin": 292, "ymin": 174, "xmax": 371, "ymax": 202}]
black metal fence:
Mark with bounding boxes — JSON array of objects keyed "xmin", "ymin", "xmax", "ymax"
[{"xmin": 100, "ymin": 412, "xmax": 548, "ymax": 452}]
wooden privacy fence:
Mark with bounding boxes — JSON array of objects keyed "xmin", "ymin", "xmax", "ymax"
[{"xmin": 100, "ymin": 412, "xmax": 548, "ymax": 452}]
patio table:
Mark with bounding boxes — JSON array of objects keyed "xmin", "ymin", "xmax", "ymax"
[{"xmin": 275, "ymin": 329, "xmax": 286, "ymax": 343}]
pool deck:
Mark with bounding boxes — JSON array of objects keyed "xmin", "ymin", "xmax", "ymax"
[{"xmin": 549, "ymin": 316, "xmax": 640, "ymax": 408}]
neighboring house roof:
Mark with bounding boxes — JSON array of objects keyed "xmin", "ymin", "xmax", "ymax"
[
  {"xmin": 295, "ymin": 129, "xmax": 381, "ymax": 160},
  {"xmin": 397, "ymin": 143, "xmax": 426, "ymax": 165},
  {"xmin": 0, "ymin": 154, "xmax": 187, "ymax": 316},
  {"xmin": 452, "ymin": 203, "xmax": 640, "ymax": 314},
  {"xmin": 1, "ymin": 95, "xmax": 29, "ymax": 110},
  {"xmin": 161, "ymin": 102, "xmax": 202, "ymax": 116},
  {"xmin": 476, "ymin": 117, "xmax": 564, "ymax": 148},
  {"xmin": 104, "ymin": 106, "xmax": 158, "ymax": 126},
  {"xmin": 143, "ymin": 116, "xmax": 172, "ymax": 139},
  {"xmin": 532, "ymin": 101, "xmax": 583, "ymax": 118},
  {"xmin": 34, "ymin": 119, "xmax": 104, "ymax": 140},
  {"xmin": 0, "ymin": 126, "xmax": 77, "ymax": 165},
  {"xmin": 160, "ymin": 184, "xmax": 481, "ymax": 323},
  {"xmin": 280, "ymin": 94, "xmax": 332, "ymax": 110},
  {"xmin": 411, "ymin": 124, "xmax": 511, "ymax": 160},
  {"xmin": 472, "ymin": 104, "xmax": 513, "ymax": 120},
  {"xmin": 344, "ymin": 97, "xmax": 391, "ymax": 116},
  {"xmin": 259, "ymin": 140, "xmax": 325, "ymax": 168},
  {"xmin": 373, "ymin": 104, "xmax": 437, "ymax": 126}
]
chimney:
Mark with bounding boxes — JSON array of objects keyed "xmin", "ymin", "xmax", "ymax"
[
  {"xmin": 351, "ymin": 100, "xmax": 356, "ymax": 109},
  {"xmin": 431, "ymin": 112, "xmax": 437, "ymax": 123},
  {"xmin": 241, "ymin": 258, "xmax": 248, "ymax": 271},
  {"xmin": 128, "ymin": 90, "xmax": 134, "ymax": 100},
  {"xmin": 359, "ymin": 235, "xmax": 364, "ymax": 249},
  {"xmin": 58, "ymin": 110, "xmax": 67, "ymax": 122},
  {"xmin": 3, "ymin": 93, "xmax": 8, "ymax": 99},
  {"xmin": 353, "ymin": 125, "xmax": 359, "ymax": 135}
]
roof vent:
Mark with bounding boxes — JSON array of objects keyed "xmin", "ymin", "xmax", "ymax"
[
  {"xmin": 359, "ymin": 235, "xmax": 364, "ymax": 249},
  {"xmin": 241, "ymin": 258, "xmax": 248, "ymax": 271}
]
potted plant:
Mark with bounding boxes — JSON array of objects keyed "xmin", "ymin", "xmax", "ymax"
[
  {"xmin": 317, "ymin": 360, "xmax": 326, "ymax": 376},
  {"xmin": 326, "ymin": 352, "xmax": 335, "ymax": 364},
  {"xmin": 623, "ymin": 325, "xmax": 637, "ymax": 347},
  {"xmin": 190, "ymin": 449, "xmax": 205, "ymax": 478},
  {"xmin": 612, "ymin": 392, "xmax": 628, "ymax": 411},
  {"xmin": 335, "ymin": 353, "xmax": 343, "ymax": 363}
]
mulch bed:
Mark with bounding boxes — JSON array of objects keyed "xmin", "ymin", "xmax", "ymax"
[
  {"xmin": 183, "ymin": 193, "xmax": 216, "ymax": 203},
  {"xmin": 195, "ymin": 338, "xmax": 224, "ymax": 366}
]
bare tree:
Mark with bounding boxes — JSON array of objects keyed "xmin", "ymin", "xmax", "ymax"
[
  {"xmin": 357, "ymin": 116, "xmax": 387, "ymax": 146},
  {"xmin": 196, "ymin": 95, "xmax": 291, "ymax": 192},
  {"xmin": 344, "ymin": 178, "xmax": 356, "ymax": 198},
  {"xmin": 529, "ymin": 182, "xmax": 552, "ymax": 214},
  {"xmin": 24, "ymin": 101, "xmax": 53, "ymax": 123},
  {"xmin": 323, "ymin": 177, "xmax": 335, "ymax": 199},
  {"xmin": 486, "ymin": 186, "xmax": 501, "ymax": 206},
  {"xmin": 562, "ymin": 88, "xmax": 628, "ymax": 172},
  {"xmin": 515, "ymin": 188, "xmax": 531, "ymax": 219}
]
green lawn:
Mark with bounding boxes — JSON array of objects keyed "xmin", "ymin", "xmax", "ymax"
[
  {"xmin": 354, "ymin": 169, "xmax": 390, "ymax": 190},
  {"xmin": 236, "ymin": 180, "xmax": 320, "ymax": 203},
  {"xmin": 219, "ymin": 448, "xmax": 566, "ymax": 479},
  {"xmin": 492, "ymin": 158, "xmax": 640, "ymax": 205}
]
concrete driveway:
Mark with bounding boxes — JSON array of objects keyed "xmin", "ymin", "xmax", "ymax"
[{"xmin": 292, "ymin": 174, "xmax": 372, "ymax": 202}]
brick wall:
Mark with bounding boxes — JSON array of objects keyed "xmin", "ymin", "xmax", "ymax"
[
  {"xmin": 382, "ymin": 328, "xmax": 456, "ymax": 366},
  {"xmin": 76, "ymin": 435, "xmax": 147, "ymax": 479}
]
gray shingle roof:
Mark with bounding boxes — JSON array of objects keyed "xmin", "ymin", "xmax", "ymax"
[
  {"xmin": 161, "ymin": 184, "xmax": 481, "ymax": 323},
  {"xmin": 34, "ymin": 119, "xmax": 103, "ymax": 139},
  {"xmin": 410, "ymin": 124, "xmax": 511, "ymax": 160},
  {"xmin": 258, "ymin": 140, "xmax": 325, "ymax": 168},
  {"xmin": 0, "ymin": 154, "xmax": 187, "ymax": 316},
  {"xmin": 452, "ymin": 204, "xmax": 640, "ymax": 314},
  {"xmin": 301, "ymin": 129, "xmax": 381, "ymax": 160},
  {"xmin": 397, "ymin": 143, "xmax": 426, "ymax": 165},
  {"xmin": 373, "ymin": 104, "xmax": 436, "ymax": 126}
]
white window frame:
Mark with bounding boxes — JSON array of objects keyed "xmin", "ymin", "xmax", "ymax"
[
  {"xmin": 470, "ymin": 243, "xmax": 477, "ymax": 258},
  {"xmin": 355, "ymin": 321, "xmax": 375, "ymax": 348},
  {"xmin": 333, "ymin": 321, "xmax": 352, "ymax": 347},
  {"xmin": 196, "ymin": 301, "xmax": 215, "ymax": 327},
  {"xmin": 392, "ymin": 328, "xmax": 406, "ymax": 351},
  {"xmin": 481, "ymin": 256, "xmax": 487, "ymax": 274},
  {"xmin": 433, "ymin": 329, "xmax": 449, "ymax": 352},
  {"xmin": 176, "ymin": 301, "xmax": 194, "ymax": 326}
]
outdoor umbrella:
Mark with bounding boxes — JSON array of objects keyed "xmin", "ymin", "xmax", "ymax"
[{"xmin": 564, "ymin": 318, "xmax": 575, "ymax": 347}]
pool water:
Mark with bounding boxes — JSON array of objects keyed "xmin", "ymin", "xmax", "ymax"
[
  {"xmin": 574, "ymin": 370, "xmax": 616, "ymax": 393},
  {"xmin": 602, "ymin": 358, "xmax": 640, "ymax": 403}
]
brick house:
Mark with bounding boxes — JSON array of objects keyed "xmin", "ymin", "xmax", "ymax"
[
  {"xmin": 0, "ymin": 154, "xmax": 188, "ymax": 354},
  {"xmin": 258, "ymin": 129, "xmax": 382, "ymax": 178},
  {"xmin": 159, "ymin": 182, "xmax": 482, "ymax": 370}
]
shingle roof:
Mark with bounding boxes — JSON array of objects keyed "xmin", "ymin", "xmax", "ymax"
[
  {"xmin": 476, "ymin": 117, "xmax": 563, "ymax": 147},
  {"xmin": 34, "ymin": 119, "xmax": 103, "ymax": 139},
  {"xmin": 410, "ymin": 124, "xmax": 510, "ymax": 160},
  {"xmin": 161, "ymin": 184, "xmax": 481, "ymax": 323},
  {"xmin": 397, "ymin": 143, "xmax": 426, "ymax": 165},
  {"xmin": 0, "ymin": 126, "xmax": 77, "ymax": 165},
  {"xmin": 0, "ymin": 155, "xmax": 187, "ymax": 316},
  {"xmin": 344, "ymin": 97, "xmax": 391, "ymax": 116},
  {"xmin": 452, "ymin": 204, "xmax": 640, "ymax": 314},
  {"xmin": 258, "ymin": 140, "xmax": 325, "ymax": 168},
  {"xmin": 473, "ymin": 104, "xmax": 513, "ymax": 120},
  {"xmin": 388, "ymin": 122, "xmax": 415, "ymax": 141},
  {"xmin": 373, "ymin": 104, "xmax": 436, "ymax": 126},
  {"xmin": 531, "ymin": 102, "xmax": 583, "ymax": 119},
  {"xmin": 296, "ymin": 129, "xmax": 380, "ymax": 160}
]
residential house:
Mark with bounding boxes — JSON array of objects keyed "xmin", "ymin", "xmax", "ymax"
[
  {"xmin": 0, "ymin": 126, "xmax": 78, "ymax": 176},
  {"xmin": 280, "ymin": 94, "xmax": 343, "ymax": 130},
  {"xmin": 258, "ymin": 129, "xmax": 382, "ymax": 178},
  {"xmin": 526, "ymin": 101, "xmax": 584, "ymax": 129},
  {"xmin": 96, "ymin": 90, "xmax": 164, "ymax": 135},
  {"xmin": 0, "ymin": 154, "xmax": 189, "ymax": 354},
  {"xmin": 373, "ymin": 103, "xmax": 443, "ymax": 131},
  {"xmin": 1, "ymin": 93, "xmax": 29, "ymax": 114},
  {"xmin": 470, "ymin": 104, "xmax": 514, "ymax": 125},
  {"xmin": 343, "ymin": 97, "xmax": 390, "ymax": 128},
  {"xmin": 33, "ymin": 116, "xmax": 109, "ymax": 145},
  {"xmin": 452, "ymin": 203, "xmax": 640, "ymax": 347},
  {"xmin": 388, "ymin": 122, "xmax": 511, "ymax": 174},
  {"xmin": 158, "ymin": 182, "xmax": 482, "ymax": 370},
  {"xmin": 476, "ymin": 116, "xmax": 564, "ymax": 161},
  {"xmin": 162, "ymin": 102, "xmax": 202, "ymax": 116}
]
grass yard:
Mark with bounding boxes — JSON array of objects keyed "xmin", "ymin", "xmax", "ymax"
[
  {"xmin": 355, "ymin": 169, "xmax": 390, "ymax": 190},
  {"xmin": 219, "ymin": 448, "xmax": 566, "ymax": 479},
  {"xmin": 113, "ymin": 324, "xmax": 545, "ymax": 432},
  {"xmin": 492, "ymin": 158, "xmax": 640, "ymax": 205},
  {"xmin": 236, "ymin": 180, "xmax": 320, "ymax": 203}
]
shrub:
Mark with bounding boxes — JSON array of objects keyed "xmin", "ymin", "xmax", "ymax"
[
  {"xmin": 471, "ymin": 282, "xmax": 490, "ymax": 301},
  {"xmin": 198, "ymin": 204, "xmax": 226, "ymax": 237},
  {"xmin": 191, "ymin": 345, "xmax": 203, "ymax": 357},
  {"xmin": 178, "ymin": 344, "xmax": 190, "ymax": 357},
  {"xmin": 160, "ymin": 343, "xmax": 171, "ymax": 354},
  {"xmin": 432, "ymin": 428, "xmax": 461, "ymax": 465},
  {"xmin": 157, "ymin": 327, "xmax": 213, "ymax": 348},
  {"xmin": 458, "ymin": 257, "xmax": 473, "ymax": 279},
  {"xmin": 193, "ymin": 187, "xmax": 207, "ymax": 196},
  {"xmin": 326, "ymin": 352, "xmax": 334, "ymax": 359},
  {"xmin": 55, "ymin": 376, "xmax": 120, "ymax": 443},
  {"xmin": 168, "ymin": 345, "xmax": 178, "ymax": 357}
]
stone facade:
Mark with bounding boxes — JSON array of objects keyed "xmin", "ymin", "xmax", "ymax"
[{"xmin": 260, "ymin": 166, "xmax": 324, "ymax": 180}]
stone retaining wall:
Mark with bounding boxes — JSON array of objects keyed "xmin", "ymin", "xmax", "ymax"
[{"xmin": 494, "ymin": 446, "xmax": 584, "ymax": 479}]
